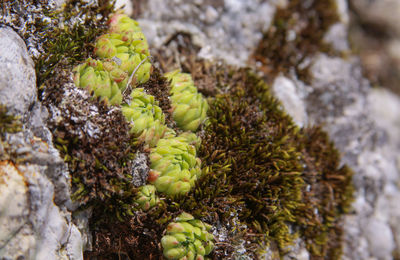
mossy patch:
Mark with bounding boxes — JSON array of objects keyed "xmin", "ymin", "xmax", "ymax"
[
  {"xmin": 35, "ymin": 0, "xmax": 115, "ymax": 87},
  {"xmin": 32, "ymin": 1, "xmax": 353, "ymax": 258},
  {"xmin": 253, "ymin": 0, "xmax": 339, "ymax": 82},
  {"xmin": 153, "ymin": 58, "xmax": 352, "ymax": 258}
]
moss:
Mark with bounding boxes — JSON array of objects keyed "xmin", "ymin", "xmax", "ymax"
[
  {"xmin": 253, "ymin": 0, "xmax": 339, "ymax": 83},
  {"xmin": 48, "ymin": 96, "xmax": 139, "ymax": 219},
  {"xmin": 164, "ymin": 61, "xmax": 353, "ymax": 258},
  {"xmin": 35, "ymin": 0, "xmax": 115, "ymax": 87},
  {"xmin": 296, "ymin": 126, "xmax": 354, "ymax": 258}
]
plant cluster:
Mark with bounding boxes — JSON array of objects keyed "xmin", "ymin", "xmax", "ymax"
[
  {"xmin": 253, "ymin": 0, "xmax": 339, "ymax": 81},
  {"xmin": 38, "ymin": 1, "xmax": 354, "ymax": 259},
  {"xmin": 72, "ymin": 12, "xmax": 152, "ymax": 106},
  {"xmin": 149, "ymin": 133, "xmax": 202, "ymax": 197}
]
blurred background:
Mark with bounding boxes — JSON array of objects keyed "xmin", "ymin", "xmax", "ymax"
[{"xmin": 349, "ymin": 0, "xmax": 400, "ymax": 95}]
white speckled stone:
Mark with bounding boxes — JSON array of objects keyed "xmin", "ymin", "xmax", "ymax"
[{"xmin": 272, "ymin": 76, "xmax": 308, "ymax": 127}]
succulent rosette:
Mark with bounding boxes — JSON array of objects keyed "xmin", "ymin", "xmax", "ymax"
[
  {"xmin": 161, "ymin": 212, "xmax": 214, "ymax": 260},
  {"xmin": 92, "ymin": 12, "xmax": 152, "ymax": 86},
  {"xmin": 134, "ymin": 185, "xmax": 159, "ymax": 211},
  {"xmin": 164, "ymin": 70, "xmax": 208, "ymax": 132},
  {"xmin": 122, "ymin": 88, "xmax": 166, "ymax": 147},
  {"xmin": 73, "ymin": 58, "xmax": 123, "ymax": 105},
  {"xmin": 148, "ymin": 135, "xmax": 202, "ymax": 196}
]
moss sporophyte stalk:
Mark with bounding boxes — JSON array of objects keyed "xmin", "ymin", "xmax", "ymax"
[{"xmin": 40, "ymin": 2, "xmax": 353, "ymax": 258}]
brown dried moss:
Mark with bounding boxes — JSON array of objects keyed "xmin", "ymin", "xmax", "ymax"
[{"xmin": 253, "ymin": 0, "xmax": 339, "ymax": 82}]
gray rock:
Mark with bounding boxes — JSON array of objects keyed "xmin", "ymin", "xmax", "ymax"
[
  {"xmin": 0, "ymin": 27, "xmax": 36, "ymax": 121},
  {"xmin": 272, "ymin": 75, "xmax": 308, "ymax": 127},
  {"xmin": 0, "ymin": 26, "xmax": 83, "ymax": 259},
  {"xmin": 304, "ymin": 53, "xmax": 400, "ymax": 260},
  {"xmin": 351, "ymin": 0, "xmax": 400, "ymax": 37},
  {"xmin": 0, "ymin": 136, "xmax": 83, "ymax": 259},
  {"xmin": 130, "ymin": 152, "xmax": 150, "ymax": 188},
  {"xmin": 138, "ymin": 0, "xmax": 277, "ymax": 66}
]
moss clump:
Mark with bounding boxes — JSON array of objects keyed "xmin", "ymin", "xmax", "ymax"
[
  {"xmin": 35, "ymin": 0, "xmax": 115, "ymax": 87},
  {"xmin": 186, "ymin": 67, "xmax": 305, "ymax": 252},
  {"xmin": 50, "ymin": 97, "xmax": 139, "ymax": 220},
  {"xmin": 253, "ymin": 0, "xmax": 339, "ymax": 81},
  {"xmin": 169, "ymin": 62, "xmax": 353, "ymax": 258},
  {"xmin": 296, "ymin": 126, "xmax": 354, "ymax": 258}
]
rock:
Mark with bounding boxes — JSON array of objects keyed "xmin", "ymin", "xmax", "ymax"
[
  {"xmin": 115, "ymin": 0, "xmax": 133, "ymax": 16},
  {"xmin": 305, "ymin": 53, "xmax": 400, "ymax": 259},
  {"xmin": 138, "ymin": 0, "xmax": 276, "ymax": 66},
  {"xmin": 272, "ymin": 75, "xmax": 308, "ymax": 127},
  {"xmin": 0, "ymin": 27, "xmax": 36, "ymax": 121},
  {"xmin": 349, "ymin": 0, "xmax": 400, "ymax": 94},
  {"xmin": 0, "ymin": 26, "xmax": 83, "ymax": 259},
  {"xmin": 130, "ymin": 152, "xmax": 150, "ymax": 188},
  {"xmin": 351, "ymin": 0, "xmax": 400, "ymax": 36},
  {"xmin": 364, "ymin": 218, "xmax": 395, "ymax": 260},
  {"xmin": 323, "ymin": 23, "xmax": 350, "ymax": 52},
  {"xmin": 0, "ymin": 162, "xmax": 29, "ymax": 252}
]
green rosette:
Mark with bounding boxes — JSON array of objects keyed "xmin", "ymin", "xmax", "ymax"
[
  {"xmin": 73, "ymin": 58, "xmax": 123, "ymax": 105},
  {"xmin": 122, "ymin": 88, "xmax": 166, "ymax": 147},
  {"xmin": 134, "ymin": 185, "xmax": 159, "ymax": 211},
  {"xmin": 161, "ymin": 212, "xmax": 214, "ymax": 260},
  {"xmin": 165, "ymin": 70, "xmax": 208, "ymax": 132},
  {"xmin": 148, "ymin": 134, "xmax": 202, "ymax": 196}
]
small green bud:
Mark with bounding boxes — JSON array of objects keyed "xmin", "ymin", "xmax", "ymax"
[{"xmin": 134, "ymin": 185, "xmax": 159, "ymax": 211}]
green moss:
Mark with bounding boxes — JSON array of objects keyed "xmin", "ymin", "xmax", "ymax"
[
  {"xmin": 35, "ymin": 0, "xmax": 115, "ymax": 87},
  {"xmin": 296, "ymin": 126, "xmax": 354, "ymax": 258},
  {"xmin": 162, "ymin": 63, "xmax": 353, "ymax": 258}
]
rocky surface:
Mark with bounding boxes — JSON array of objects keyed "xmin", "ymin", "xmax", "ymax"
[
  {"xmin": 0, "ymin": 27, "xmax": 83, "ymax": 260},
  {"xmin": 0, "ymin": 0, "xmax": 399, "ymax": 259},
  {"xmin": 138, "ymin": 0, "xmax": 279, "ymax": 66}
]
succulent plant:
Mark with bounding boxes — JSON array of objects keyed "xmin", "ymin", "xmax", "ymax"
[
  {"xmin": 134, "ymin": 185, "xmax": 159, "ymax": 211},
  {"xmin": 122, "ymin": 88, "xmax": 166, "ymax": 147},
  {"xmin": 94, "ymin": 32, "xmax": 151, "ymax": 85},
  {"xmin": 164, "ymin": 70, "xmax": 208, "ymax": 132},
  {"xmin": 148, "ymin": 135, "xmax": 202, "ymax": 196},
  {"xmin": 161, "ymin": 212, "xmax": 214, "ymax": 260},
  {"xmin": 73, "ymin": 58, "xmax": 123, "ymax": 105}
]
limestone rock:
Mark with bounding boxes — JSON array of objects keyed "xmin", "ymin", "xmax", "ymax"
[
  {"xmin": 0, "ymin": 27, "xmax": 83, "ymax": 260},
  {"xmin": 138, "ymin": 0, "xmax": 276, "ymax": 66},
  {"xmin": 0, "ymin": 27, "xmax": 36, "ymax": 121}
]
